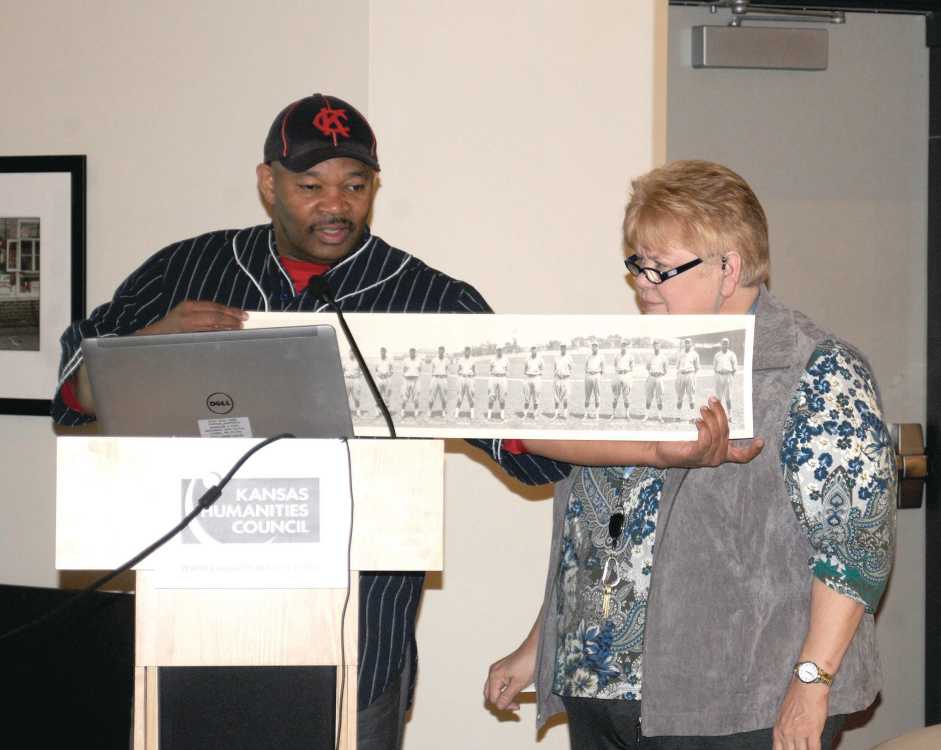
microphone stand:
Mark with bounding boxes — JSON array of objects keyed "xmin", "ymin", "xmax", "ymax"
[{"xmin": 307, "ymin": 276, "xmax": 397, "ymax": 439}]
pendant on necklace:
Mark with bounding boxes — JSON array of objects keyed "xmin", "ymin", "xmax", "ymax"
[
  {"xmin": 608, "ymin": 511, "xmax": 625, "ymax": 542},
  {"xmin": 600, "ymin": 555, "xmax": 621, "ymax": 617}
]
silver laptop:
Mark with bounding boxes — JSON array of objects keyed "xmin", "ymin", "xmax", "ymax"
[{"xmin": 81, "ymin": 325, "xmax": 354, "ymax": 438}]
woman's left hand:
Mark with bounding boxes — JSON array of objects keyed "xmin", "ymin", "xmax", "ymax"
[{"xmin": 772, "ymin": 680, "xmax": 830, "ymax": 750}]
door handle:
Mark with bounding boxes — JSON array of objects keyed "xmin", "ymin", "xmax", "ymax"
[{"xmin": 890, "ymin": 423, "xmax": 925, "ymax": 509}]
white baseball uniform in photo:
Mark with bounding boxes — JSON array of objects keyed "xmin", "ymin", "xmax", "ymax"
[
  {"xmin": 344, "ymin": 357, "xmax": 362, "ymax": 379},
  {"xmin": 675, "ymin": 348, "xmax": 700, "ymax": 403},
  {"xmin": 646, "ymin": 352, "xmax": 668, "ymax": 403},
  {"xmin": 555, "ymin": 354, "xmax": 575, "ymax": 377},
  {"xmin": 713, "ymin": 349, "xmax": 739, "ymax": 404},
  {"xmin": 376, "ymin": 357, "xmax": 393, "ymax": 400},
  {"xmin": 402, "ymin": 357, "xmax": 421, "ymax": 405},
  {"xmin": 524, "ymin": 355, "xmax": 543, "ymax": 410},
  {"xmin": 344, "ymin": 357, "xmax": 363, "ymax": 404},
  {"xmin": 431, "ymin": 356, "xmax": 450, "ymax": 377},
  {"xmin": 430, "ymin": 355, "xmax": 451, "ymax": 409},
  {"xmin": 489, "ymin": 356, "xmax": 509, "ymax": 403},
  {"xmin": 457, "ymin": 357, "xmax": 476, "ymax": 407},
  {"xmin": 376, "ymin": 358, "xmax": 393, "ymax": 378},
  {"xmin": 554, "ymin": 353, "xmax": 575, "ymax": 405},
  {"xmin": 613, "ymin": 351, "xmax": 634, "ymax": 402},
  {"xmin": 585, "ymin": 352, "xmax": 605, "ymax": 406}
]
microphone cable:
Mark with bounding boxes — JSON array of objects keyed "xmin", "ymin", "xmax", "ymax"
[
  {"xmin": 0, "ymin": 432, "xmax": 294, "ymax": 644},
  {"xmin": 307, "ymin": 276, "xmax": 397, "ymax": 439},
  {"xmin": 334, "ymin": 437, "xmax": 355, "ymax": 750}
]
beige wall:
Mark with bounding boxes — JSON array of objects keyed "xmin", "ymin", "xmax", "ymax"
[
  {"xmin": 0, "ymin": 2, "xmax": 664, "ymax": 748},
  {"xmin": 667, "ymin": 8, "xmax": 928, "ymax": 748},
  {"xmin": 369, "ymin": 1, "xmax": 664, "ymax": 315}
]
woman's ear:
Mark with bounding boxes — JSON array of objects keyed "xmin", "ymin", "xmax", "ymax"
[{"xmin": 719, "ymin": 251, "xmax": 743, "ymax": 299}]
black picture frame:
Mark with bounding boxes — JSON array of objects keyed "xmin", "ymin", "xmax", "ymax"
[{"xmin": 0, "ymin": 155, "xmax": 86, "ymax": 416}]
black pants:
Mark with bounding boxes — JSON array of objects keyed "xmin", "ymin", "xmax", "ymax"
[
  {"xmin": 357, "ymin": 653, "xmax": 412, "ymax": 750},
  {"xmin": 561, "ymin": 696, "xmax": 845, "ymax": 750}
]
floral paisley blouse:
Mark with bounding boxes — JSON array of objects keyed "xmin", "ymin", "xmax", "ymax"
[{"xmin": 554, "ymin": 340, "xmax": 895, "ymax": 701}]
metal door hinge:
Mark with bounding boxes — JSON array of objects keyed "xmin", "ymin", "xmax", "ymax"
[{"xmin": 891, "ymin": 423, "xmax": 926, "ymax": 509}]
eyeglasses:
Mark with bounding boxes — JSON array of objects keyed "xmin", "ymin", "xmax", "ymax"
[{"xmin": 624, "ymin": 254, "xmax": 712, "ymax": 285}]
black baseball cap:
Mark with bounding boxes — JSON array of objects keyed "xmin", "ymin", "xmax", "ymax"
[{"xmin": 263, "ymin": 93, "xmax": 380, "ymax": 173}]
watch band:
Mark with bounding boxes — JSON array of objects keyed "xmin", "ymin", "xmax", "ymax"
[{"xmin": 793, "ymin": 660, "xmax": 834, "ymax": 686}]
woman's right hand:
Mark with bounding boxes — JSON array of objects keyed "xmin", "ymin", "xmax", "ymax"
[{"xmin": 484, "ymin": 622, "xmax": 540, "ymax": 712}]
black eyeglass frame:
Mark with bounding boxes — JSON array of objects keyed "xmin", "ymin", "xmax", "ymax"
[{"xmin": 624, "ymin": 254, "xmax": 710, "ymax": 285}]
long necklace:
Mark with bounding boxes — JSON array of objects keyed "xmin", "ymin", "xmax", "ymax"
[{"xmin": 600, "ymin": 473, "xmax": 628, "ymax": 617}]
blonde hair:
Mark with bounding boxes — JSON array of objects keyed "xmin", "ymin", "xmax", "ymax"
[{"xmin": 623, "ymin": 160, "xmax": 769, "ymax": 286}]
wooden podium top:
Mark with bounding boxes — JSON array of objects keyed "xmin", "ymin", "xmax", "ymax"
[{"xmin": 56, "ymin": 436, "xmax": 444, "ymax": 575}]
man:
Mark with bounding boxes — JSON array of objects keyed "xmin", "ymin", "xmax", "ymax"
[
  {"xmin": 485, "ymin": 161, "xmax": 895, "ymax": 750},
  {"xmin": 454, "ymin": 346, "xmax": 477, "ymax": 420},
  {"xmin": 401, "ymin": 347, "xmax": 422, "ymax": 418},
  {"xmin": 487, "ymin": 347, "xmax": 509, "ymax": 420},
  {"xmin": 584, "ymin": 342, "xmax": 605, "ymax": 419},
  {"xmin": 375, "ymin": 347, "xmax": 394, "ymax": 416},
  {"xmin": 553, "ymin": 343, "xmax": 575, "ymax": 419},
  {"xmin": 674, "ymin": 337, "xmax": 700, "ymax": 417},
  {"xmin": 644, "ymin": 340, "xmax": 668, "ymax": 422},
  {"xmin": 713, "ymin": 337, "xmax": 738, "ymax": 422},
  {"xmin": 611, "ymin": 341, "xmax": 634, "ymax": 420},
  {"xmin": 50, "ymin": 93, "xmax": 501, "ymax": 750},
  {"xmin": 522, "ymin": 346, "xmax": 543, "ymax": 419},
  {"xmin": 428, "ymin": 345, "xmax": 450, "ymax": 418}
]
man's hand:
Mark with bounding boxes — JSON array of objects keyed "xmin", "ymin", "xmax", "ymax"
[
  {"xmin": 135, "ymin": 300, "xmax": 248, "ymax": 336},
  {"xmin": 773, "ymin": 680, "xmax": 830, "ymax": 750},
  {"xmin": 484, "ymin": 629, "xmax": 538, "ymax": 713},
  {"xmin": 651, "ymin": 397, "xmax": 763, "ymax": 468}
]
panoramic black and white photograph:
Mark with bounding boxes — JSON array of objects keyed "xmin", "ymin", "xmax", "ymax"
[{"xmin": 247, "ymin": 312, "xmax": 754, "ymax": 441}]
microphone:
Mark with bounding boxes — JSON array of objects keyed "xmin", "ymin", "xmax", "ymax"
[
  {"xmin": 307, "ymin": 275, "xmax": 396, "ymax": 439},
  {"xmin": 306, "ymin": 275, "xmax": 332, "ymax": 304}
]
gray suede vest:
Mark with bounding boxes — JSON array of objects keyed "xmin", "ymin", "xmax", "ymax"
[{"xmin": 534, "ymin": 287, "xmax": 882, "ymax": 736}]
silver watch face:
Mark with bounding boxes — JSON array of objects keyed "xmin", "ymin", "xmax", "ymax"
[{"xmin": 797, "ymin": 662, "xmax": 819, "ymax": 683}]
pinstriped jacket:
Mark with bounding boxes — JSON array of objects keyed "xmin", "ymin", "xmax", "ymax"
[{"xmin": 52, "ymin": 223, "xmax": 569, "ymax": 709}]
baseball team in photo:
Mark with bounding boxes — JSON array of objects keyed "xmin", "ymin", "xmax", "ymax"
[{"xmin": 341, "ymin": 333, "xmax": 744, "ymax": 430}]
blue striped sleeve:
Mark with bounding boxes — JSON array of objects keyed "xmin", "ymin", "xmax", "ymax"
[
  {"xmin": 51, "ymin": 249, "xmax": 171, "ymax": 424},
  {"xmin": 465, "ymin": 438, "xmax": 572, "ymax": 485}
]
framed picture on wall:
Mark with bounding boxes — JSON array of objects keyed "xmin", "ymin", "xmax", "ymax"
[{"xmin": 0, "ymin": 155, "xmax": 86, "ymax": 416}]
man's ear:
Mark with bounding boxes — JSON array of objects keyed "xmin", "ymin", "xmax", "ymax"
[
  {"xmin": 719, "ymin": 251, "xmax": 744, "ymax": 299},
  {"xmin": 256, "ymin": 162, "xmax": 275, "ymax": 207}
]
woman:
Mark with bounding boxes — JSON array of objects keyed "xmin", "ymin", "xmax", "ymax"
[{"xmin": 484, "ymin": 160, "xmax": 896, "ymax": 750}]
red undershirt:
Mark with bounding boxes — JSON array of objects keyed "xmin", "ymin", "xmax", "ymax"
[
  {"xmin": 279, "ymin": 254, "xmax": 331, "ymax": 293},
  {"xmin": 63, "ymin": 254, "xmax": 527, "ymax": 455}
]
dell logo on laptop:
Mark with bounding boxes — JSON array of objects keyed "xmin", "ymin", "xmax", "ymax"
[{"xmin": 206, "ymin": 392, "xmax": 234, "ymax": 414}]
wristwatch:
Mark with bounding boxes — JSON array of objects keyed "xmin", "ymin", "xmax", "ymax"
[{"xmin": 793, "ymin": 661, "xmax": 834, "ymax": 686}]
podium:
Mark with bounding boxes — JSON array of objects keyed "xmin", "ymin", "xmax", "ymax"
[{"xmin": 56, "ymin": 436, "xmax": 444, "ymax": 750}]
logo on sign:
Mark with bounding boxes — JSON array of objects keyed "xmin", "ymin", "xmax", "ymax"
[
  {"xmin": 181, "ymin": 475, "xmax": 320, "ymax": 544},
  {"xmin": 206, "ymin": 392, "xmax": 235, "ymax": 415}
]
